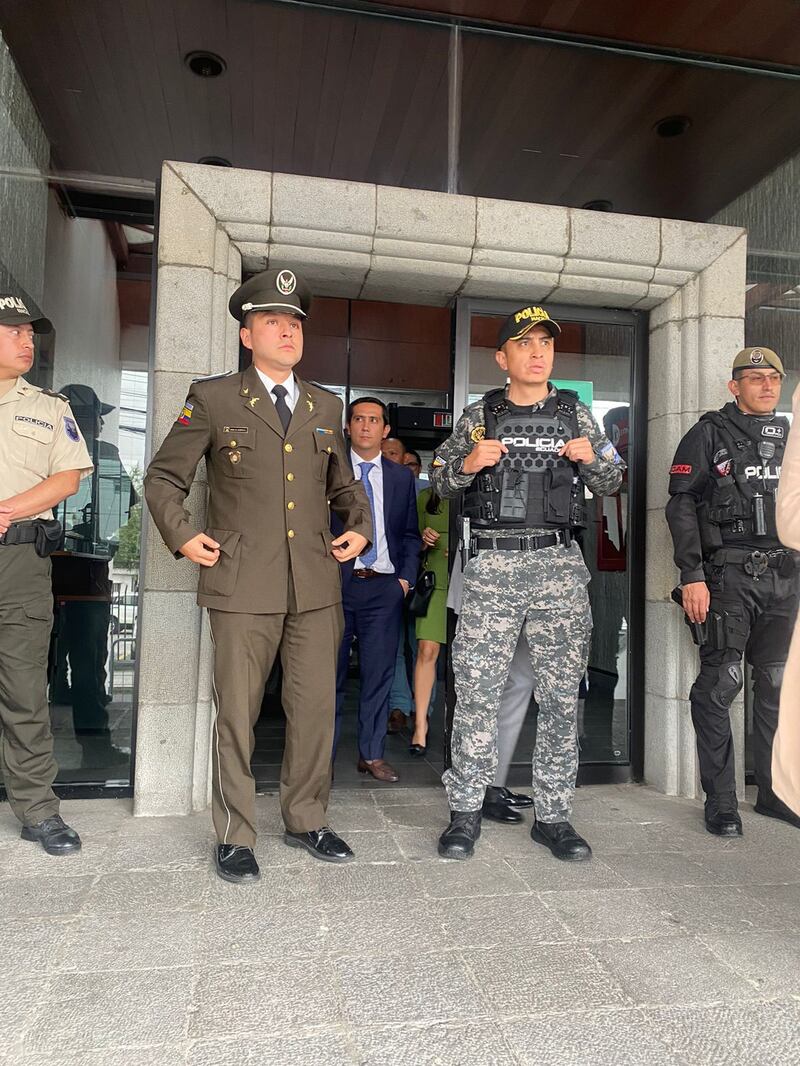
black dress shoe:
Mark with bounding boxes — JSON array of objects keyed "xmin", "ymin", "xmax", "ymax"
[
  {"xmin": 438, "ymin": 810, "xmax": 482, "ymax": 860},
  {"xmin": 482, "ymin": 787, "xmax": 523, "ymax": 824},
  {"xmin": 754, "ymin": 790, "xmax": 800, "ymax": 829},
  {"xmin": 409, "ymin": 743, "xmax": 427, "ymax": 757},
  {"xmin": 704, "ymin": 793, "xmax": 743, "ymax": 837},
  {"xmin": 21, "ymin": 815, "xmax": 81, "ymax": 855},
  {"xmin": 499, "ymin": 787, "xmax": 534, "ymax": 809},
  {"xmin": 214, "ymin": 845, "xmax": 260, "ymax": 883},
  {"xmin": 284, "ymin": 827, "xmax": 355, "ymax": 863},
  {"xmin": 530, "ymin": 820, "xmax": 592, "ymax": 861}
]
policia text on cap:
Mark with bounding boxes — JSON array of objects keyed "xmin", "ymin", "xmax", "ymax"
[
  {"xmin": 0, "ymin": 297, "xmax": 93, "ymax": 855},
  {"xmin": 667, "ymin": 346, "xmax": 800, "ymax": 836}
]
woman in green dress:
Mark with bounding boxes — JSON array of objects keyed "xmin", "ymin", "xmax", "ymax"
[{"xmin": 410, "ymin": 487, "xmax": 449, "ymax": 755}]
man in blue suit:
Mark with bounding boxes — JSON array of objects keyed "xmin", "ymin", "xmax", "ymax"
[{"xmin": 333, "ymin": 397, "xmax": 421, "ymax": 782}]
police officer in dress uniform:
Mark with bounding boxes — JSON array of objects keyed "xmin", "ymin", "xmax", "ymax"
[
  {"xmin": 0, "ymin": 293, "xmax": 93, "ymax": 853},
  {"xmin": 666, "ymin": 346, "xmax": 800, "ymax": 835},
  {"xmin": 144, "ymin": 268, "xmax": 373, "ymax": 883},
  {"xmin": 431, "ymin": 306, "xmax": 625, "ymax": 861}
]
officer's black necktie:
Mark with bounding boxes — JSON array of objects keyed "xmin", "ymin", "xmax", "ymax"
[{"xmin": 272, "ymin": 384, "xmax": 292, "ymax": 435}]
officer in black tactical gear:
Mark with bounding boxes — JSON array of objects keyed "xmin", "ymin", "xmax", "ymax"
[{"xmin": 667, "ymin": 346, "xmax": 800, "ymax": 836}]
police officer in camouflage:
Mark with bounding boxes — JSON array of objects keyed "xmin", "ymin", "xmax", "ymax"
[
  {"xmin": 667, "ymin": 346, "xmax": 800, "ymax": 836},
  {"xmin": 431, "ymin": 306, "xmax": 625, "ymax": 861}
]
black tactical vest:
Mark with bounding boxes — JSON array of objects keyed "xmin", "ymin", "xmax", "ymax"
[
  {"xmin": 698, "ymin": 403, "xmax": 788, "ymax": 548},
  {"xmin": 462, "ymin": 388, "xmax": 585, "ymax": 530}
]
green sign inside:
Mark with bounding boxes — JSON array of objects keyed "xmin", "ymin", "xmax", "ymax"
[{"xmin": 552, "ymin": 379, "xmax": 594, "ymax": 407}]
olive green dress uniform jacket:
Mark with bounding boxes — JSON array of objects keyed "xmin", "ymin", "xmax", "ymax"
[{"xmin": 144, "ymin": 365, "xmax": 373, "ymax": 613}]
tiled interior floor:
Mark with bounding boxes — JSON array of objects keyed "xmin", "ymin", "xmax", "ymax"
[{"xmin": 3, "ymin": 784, "xmax": 800, "ymax": 1065}]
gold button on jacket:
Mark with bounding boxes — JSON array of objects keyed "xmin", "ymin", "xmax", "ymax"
[{"xmin": 144, "ymin": 365, "xmax": 373, "ymax": 614}]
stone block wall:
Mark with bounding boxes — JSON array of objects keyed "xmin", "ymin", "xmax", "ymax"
[{"xmin": 135, "ymin": 161, "xmax": 746, "ymax": 817}]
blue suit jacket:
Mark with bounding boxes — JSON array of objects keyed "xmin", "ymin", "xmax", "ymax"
[{"xmin": 333, "ymin": 455, "xmax": 422, "ymax": 589}]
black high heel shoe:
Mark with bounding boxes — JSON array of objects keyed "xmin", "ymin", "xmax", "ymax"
[{"xmin": 409, "ymin": 725, "xmax": 428, "ymax": 757}]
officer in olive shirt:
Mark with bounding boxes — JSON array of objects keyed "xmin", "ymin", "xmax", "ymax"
[
  {"xmin": 0, "ymin": 293, "xmax": 93, "ymax": 854},
  {"xmin": 145, "ymin": 268, "xmax": 373, "ymax": 883}
]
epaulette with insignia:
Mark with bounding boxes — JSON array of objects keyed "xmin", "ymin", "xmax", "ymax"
[
  {"xmin": 41, "ymin": 388, "xmax": 68, "ymax": 401},
  {"xmin": 191, "ymin": 370, "xmax": 234, "ymax": 384}
]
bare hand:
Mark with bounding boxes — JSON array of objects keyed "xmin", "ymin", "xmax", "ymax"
[
  {"xmin": 0, "ymin": 506, "xmax": 14, "ymax": 536},
  {"xmin": 462, "ymin": 439, "xmax": 508, "ymax": 474},
  {"xmin": 682, "ymin": 581, "xmax": 710, "ymax": 624},
  {"xmin": 332, "ymin": 531, "xmax": 368, "ymax": 563},
  {"xmin": 559, "ymin": 437, "xmax": 595, "ymax": 464},
  {"xmin": 179, "ymin": 532, "xmax": 220, "ymax": 567},
  {"xmin": 399, "ymin": 578, "xmax": 410, "ymax": 596},
  {"xmin": 421, "ymin": 526, "xmax": 440, "ymax": 548}
]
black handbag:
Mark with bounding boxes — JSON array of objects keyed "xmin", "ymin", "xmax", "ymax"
[{"xmin": 407, "ymin": 566, "xmax": 435, "ymax": 618}]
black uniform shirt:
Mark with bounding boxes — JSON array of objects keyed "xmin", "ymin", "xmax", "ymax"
[{"xmin": 666, "ymin": 403, "xmax": 783, "ymax": 584}]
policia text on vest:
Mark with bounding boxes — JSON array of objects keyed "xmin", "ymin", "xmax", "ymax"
[{"xmin": 667, "ymin": 346, "xmax": 800, "ymax": 836}]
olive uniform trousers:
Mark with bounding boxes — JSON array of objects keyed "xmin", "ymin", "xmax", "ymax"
[
  {"xmin": 0, "ymin": 543, "xmax": 60, "ymax": 825},
  {"xmin": 207, "ymin": 582, "xmax": 344, "ymax": 848}
]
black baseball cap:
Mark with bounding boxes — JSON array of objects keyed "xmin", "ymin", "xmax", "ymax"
[
  {"xmin": 229, "ymin": 268, "xmax": 312, "ymax": 323},
  {"xmin": 60, "ymin": 383, "xmax": 115, "ymax": 416},
  {"xmin": 498, "ymin": 305, "xmax": 561, "ymax": 348},
  {"xmin": 0, "ymin": 293, "xmax": 52, "ymax": 334}
]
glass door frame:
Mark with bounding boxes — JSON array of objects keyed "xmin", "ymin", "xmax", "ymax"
[{"xmin": 449, "ymin": 297, "xmax": 649, "ymax": 783}]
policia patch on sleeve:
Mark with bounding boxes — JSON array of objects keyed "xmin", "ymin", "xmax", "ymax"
[{"xmin": 470, "ymin": 425, "xmax": 486, "ymax": 443}]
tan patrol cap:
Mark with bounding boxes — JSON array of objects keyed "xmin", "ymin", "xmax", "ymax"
[{"xmin": 732, "ymin": 346, "xmax": 784, "ymax": 377}]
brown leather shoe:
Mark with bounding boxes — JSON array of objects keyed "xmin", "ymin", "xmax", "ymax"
[
  {"xmin": 387, "ymin": 710, "xmax": 407, "ymax": 734},
  {"xmin": 357, "ymin": 758, "xmax": 400, "ymax": 783}
]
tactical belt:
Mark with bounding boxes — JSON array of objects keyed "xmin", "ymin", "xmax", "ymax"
[
  {"xmin": 710, "ymin": 547, "xmax": 798, "ymax": 579},
  {"xmin": 474, "ymin": 530, "xmax": 571, "ymax": 552},
  {"xmin": 711, "ymin": 547, "xmax": 793, "ymax": 567},
  {"xmin": 0, "ymin": 521, "xmax": 40, "ymax": 546}
]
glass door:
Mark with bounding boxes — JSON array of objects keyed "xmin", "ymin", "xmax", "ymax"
[{"xmin": 449, "ymin": 299, "xmax": 648, "ymax": 781}]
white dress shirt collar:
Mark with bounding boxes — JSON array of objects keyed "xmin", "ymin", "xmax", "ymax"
[{"xmin": 255, "ymin": 368, "xmax": 298, "ymax": 411}]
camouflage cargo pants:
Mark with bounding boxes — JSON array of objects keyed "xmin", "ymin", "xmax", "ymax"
[{"xmin": 443, "ymin": 542, "xmax": 592, "ymax": 820}]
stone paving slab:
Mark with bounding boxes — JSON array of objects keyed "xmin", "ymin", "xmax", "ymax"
[{"xmin": 1, "ymin": 784, "xmax": 799, "ymax": 1065}]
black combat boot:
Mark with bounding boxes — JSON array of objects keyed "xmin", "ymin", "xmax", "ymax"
[
  {"xmin": 704, "ymin": 792, "xmax": 743, "ymax": 837},
  {"xmin": 530, "ymin": 820, "xmax": 592, "ymax": 861},
  {"xmin": 754, "ymin": 789, "xmax": 800, "ymax": 829},
  {"xmin": 21, "ymin": 815, "xmax": 81, "ymax": 855},
  {"xmin": 438, "ymin": 810, "xmax": 482, "ymax": 860},
  {"xmin": 482, "ymin": 786, "xmax": 524, "ymax": 824}
]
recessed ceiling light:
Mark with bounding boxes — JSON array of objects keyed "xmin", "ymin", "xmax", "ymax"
[
  {"xmin": 197, "ymin": 156, "xmax": 232, "ymax": 167},
  {"xmin": 654, "ymin": 115, "xmax": 691, "ymax": 138},
  {"xmin": 185, "ymin": 51, "xmax": 226, "ymax": 78},
  {"xmin": 582, "ymin": 199, "xmax": 613, "ymax": 212}
]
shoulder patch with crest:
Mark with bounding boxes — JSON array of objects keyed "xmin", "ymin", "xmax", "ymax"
[{"xmin": 470, "ymin": 425, "xmax": 486, "ymax": 443}]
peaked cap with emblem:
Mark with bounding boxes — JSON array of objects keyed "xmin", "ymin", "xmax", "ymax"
[
  {"xmin": 228, "ymin": 268, "xmax": 312, "ymax": 323},
  {"xmin": 0, "ymin": 291, "xmax": 52, "ymax": 334},
  {"xmin": 497, "ymin": 305, "xmax": 561, "ymax": 348},
  {"xmin": 732, "ymin": 346, "xmax": 785, "ymax": 378}
]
